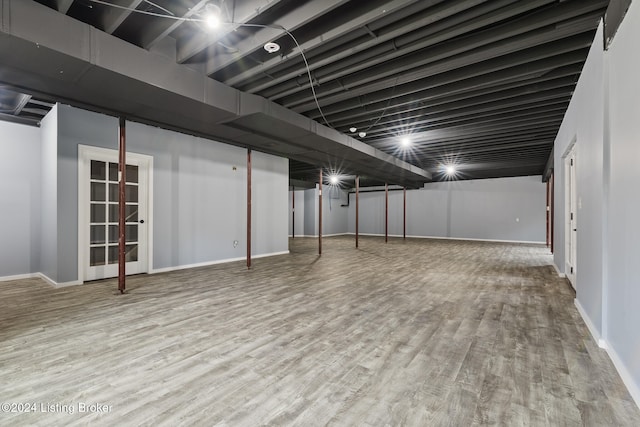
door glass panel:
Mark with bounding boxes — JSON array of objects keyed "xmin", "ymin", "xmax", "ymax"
[
  {"xmin": 90, "ymin": 247, "xmax": 106, "ymax": 266},
  {"xmin": 109, "ymin": 204, "xmax": 138, "ymax": 223},
  {"xmin": 91, "ymin": 160, "xmax": 106, "ymax": 180},
  {"xmin": 126, "ymin": 165, "xmax": 139, "ymax": 183},
  {"xmin": 90, "ymin": 225, "xmax": 106, "ymax": 245},
  {"xmin": 109, "ymin": 162, "xmax": 118, "ymax": 182},
  {"xmin": 91, "ymin": 182, "xmax": 106, "ymax": 201},
  {"xmin": 126, "ymin": 244, "xmax": 138, "ymax": 262},
  {"xmin": 109, "ymin": 183, "xmax": 119, "ymax": 203},
  {"xmin": 90, "ymin": 204, "xmax": 106, "ymax": 223},
  {"xmin": 126, "ymin": 224, "xmax": 138, "ymax": 243},
  {"xmin": 108, "ymin": 245, "xmax": 118, "ymax": 264},
  {"xmin": 125, "ymin": 204, "xmax": 138, "ymax": 222},
  {"xmin": 109, "ymin": 225, "xmax": 119, "ymax": 244},
  {"xmin": 126, "ymin": 185, "xmax": 138, "ymax": 203}
]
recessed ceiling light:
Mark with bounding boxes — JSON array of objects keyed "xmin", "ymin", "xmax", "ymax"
[
  {"xmin": 264, "ymin": 42, "xmax": 280, "ymax": 53},
  {"xmin": 358, "ymin": 131, "xmax": 367, "ymax": 138},
  {"xmin": 349, "ymin": 127, "xmax": 357, "ymax": 133}
]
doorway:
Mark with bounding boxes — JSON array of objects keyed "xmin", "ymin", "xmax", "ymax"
[
  {"xmin": 78, "ymin": 145, "xmax": 152, "ymax": 281},
  {"xmin": 564, "ymin": 143, "xmax": 577, "ymax": 288}
]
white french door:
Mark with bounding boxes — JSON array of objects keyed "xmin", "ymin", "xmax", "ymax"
[
  {"xmin": 79, "ymin": 146, "xmax": 152, "ymax": 281},
  {"xmin": 565, "ymin": 144, "xmax": 577, "ymax": 287}
]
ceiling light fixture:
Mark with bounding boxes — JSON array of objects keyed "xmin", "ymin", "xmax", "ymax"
[
  {"xmin": 205, "ymin": 3, "xmax": 221, "ymax": 29},
  {"xmin": 349, "ymin": 127, "xmax": 357, "ymax": 133},
  {"xmin": 264, "ymin": 42, "xmax": 280, "ymax": 54},
  {"xmin": 358, "ymin": 131, "xmax": 367, "ymax": 138},
  {"xmin": 445, "ymin": 165, "xmax": 456, "ymax": 175},
  {"xmin": 329, "ymin": 175, "xmax": 340, "ymax": 185},
  {"xmin": 400, "ymin": 137, "xmax": 411, "ymax": 148}
]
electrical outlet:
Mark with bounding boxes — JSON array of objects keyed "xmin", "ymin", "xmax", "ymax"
[{"xmin": 233, "ymin": 240, "xmax": 239, "ymax": 248}]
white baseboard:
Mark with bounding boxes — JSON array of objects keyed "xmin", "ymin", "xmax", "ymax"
[
  {"xmin": 574, "ymin": 299, "xmax": 604, "ymax": 346},
  {"xmin": 603, "ymin": 340, "xmax": 640, "ymax": 410},
  {"xmin": 574, "ymin": 299, "xmax": 640, "ymax": 409},
  {"xmin": 289, "ymin": 234, "xmax": 350, "ymax": 238},
  {"xmin": 150, "ymin": 250, "xmax": 290, "ymax": 274},
  {"xmin": 552, "ymin": 262, "xmax": 566, "ymax": 278},
  {"xmin": 0, "ymin": 272, "xmax": 81, "ymax": 288},
  {"xmin": 343, "ymin": 233, "xmax": 545, "ymax": 245},
  {"xmin": 0, "ymin": 273, "xmax": 38, "ymax": 282}
]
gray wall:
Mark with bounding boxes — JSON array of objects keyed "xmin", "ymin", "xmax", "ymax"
[
  {"xmin": 303, "ymin": 188, "xmax": 317, "ymax": 236},
  {"xmin": 0, "ymin": 120, "xmax": 42, "ymax": 278},
  {"xmin": 54, "ymin": 104, "xmax": 288, "ymax": 281},
  {"xmin": 604, "ymin": 2, "xmax": 640, "ymax": 403},
  {"xmin": 554, "ymin": 12, "xmax": 640, "ymax": 405},
  {"xmin": 348, "ymin": 177, "xmax": 546, "ymax": 242},
  {"xmin": 552, "ymin": 23, "xmax": 605, "ymax": 333}
]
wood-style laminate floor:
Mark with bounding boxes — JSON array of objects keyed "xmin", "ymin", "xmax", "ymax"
[{"xmin": 1, "ymin": 236, "xmax": 638, "ymax": 426}]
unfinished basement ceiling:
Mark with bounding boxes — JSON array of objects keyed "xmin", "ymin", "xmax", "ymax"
[{"xmin": 22, "ymin": 1, "xmax": 608, "ymax": 182}]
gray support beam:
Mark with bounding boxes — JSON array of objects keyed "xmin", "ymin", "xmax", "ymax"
[
  {"xmin": 103, "ymin": 0, "xmax": 143, "ymax": 35},
  {"xmin": 142, "ymin": 0, "xmax": 209, "ymax": 50},
  {"xmin": 57, "ymin": 0, "xmax": 74, "ymax": 14}
]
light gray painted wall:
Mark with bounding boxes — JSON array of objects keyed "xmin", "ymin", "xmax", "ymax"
[
  {"xmin": 303, "ymin": 188, "xmax": 317, "ymax": 236},
  {"xmin": 604, "ymin": 2, "xmax": 640, "ymax": 403},
  {"xmin": 56, "ymin": 104, "xmax": 288, "ymax": 280},
  {"xmin": 40, "ymin": 106, "xmax": 58, "ymax": 281},
  {"xmin": 252, "ymin": 151, "xmax": 288, "ymax": 255},
  {"xmin": 288, "ymin": 190, "xmax": 305, "ymax": 237},
  {"xmin": 348, "ymin": 177, "xmax": 545, "ymax": 242},
  {"xmin": 0, "ymin": 120, "xmax": 42, "ymax": 277},
  {"xmin": 321, "ymin": 185, "xmax": 349, "ymax": 235},
  {"xmin": 553, "ymin": 13, "xmax": 640, "ymax": 405},
  {"xmin": 552, "ymin": 24, "xmax": 605, "ymax": 333}
]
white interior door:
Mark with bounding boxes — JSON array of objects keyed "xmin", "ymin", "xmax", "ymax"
[
  {"xmin": 79, "ymin": 146, "xmax": 152, "ymax": 281},
  {"xmin": 565, "ymin": 145, "xmax": 577, "ymax": 287}
]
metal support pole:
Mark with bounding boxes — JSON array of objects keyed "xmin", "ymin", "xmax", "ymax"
[
  {"xmin": 118, "ymin": 117, "xmax": 126, "ymax": 294},
  {"xmin": 247, "ymin": 149, "xmax": 252, "ymax": 269},
  {"xmin": 319, "ymin": 169, "xmax": 322, "ymax": 255},
  {"xmin": 550, "ymin": 172, "xmax": 555, "ymax": 254},
  {"xmin": 546, "ymin": 179, "xmax": 550, "ymax": 247},
  {"xmin": 403, "ymin": 187, "xmax": 407, "ymax": 240},
  {"xmin": 385, "ymin": 183, "xmax": 388, "ymax": 243},
  {"xmin": 355, "ymin": 176, "xmax": 359, "ymax": 248},
  {"xmin": 292, "ymin": 186, "xmax": 295, "ymax": 239}
]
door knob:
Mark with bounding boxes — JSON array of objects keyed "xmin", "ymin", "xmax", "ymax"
[{"xmin": 140, "ymin": 219, "xmax": 145, "ymax": 224}]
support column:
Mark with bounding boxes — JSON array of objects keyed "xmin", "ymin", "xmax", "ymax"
[
  {"xmin": 247, "ymin": 149, "xmax": 252, "ymax": 269},
  {"xmin": 403, "ymin": 187, "xmax": 407, "ymax": 240},
  {"xmin": 291, "ymin": 186, "xmax": 295, "ymax": 239},
  {"xmin": 546, "ymin": 179, "xmax": 550, "ymax": 247},
  {"xmin": 118, "ymin": 117, "xmax": 126, "ymax": 294},
  {"xmin": 550, "ymin": 172, "xmax": 555, "ymax": 254},
  {"xmin": 355, "ymin": 176, "xmax": 360, "ymax": 248},
  {"xmin": 385, "ymin": 183, "xmax": 389, "ymax": 243},
  {"xmin": 319, "ymin": 169, "xmax": 323, "ymax": 255}
]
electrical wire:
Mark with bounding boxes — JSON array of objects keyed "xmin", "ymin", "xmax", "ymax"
[
  {"xmin": 361, "ymin": 76, "xmax": 400, "ymax": 134},
  {"xmin": 86, "ymin": 0, "xmax": 334, "ymax": 129}
]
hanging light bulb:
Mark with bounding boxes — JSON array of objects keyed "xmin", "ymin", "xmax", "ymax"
[
  {"xmin": 358, "ymin": 131, "xmax": 367, "ymax": 138},
  {"xmin": 205, "ymin": 3, "xmax": 222, "ymax": 29},
  {"xmin": 349, "ymin": 127, "xmax": 357, "ymax": 133}
]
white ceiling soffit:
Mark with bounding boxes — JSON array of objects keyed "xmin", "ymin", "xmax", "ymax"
[{"xmin": 0, "ymin": 0, "xmax": 431, "ymax": 186}]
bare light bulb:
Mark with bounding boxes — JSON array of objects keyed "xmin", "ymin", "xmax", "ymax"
[
  {"xmin": 445, "ymin": 165, "xmax": 456, "ymax": 175},
  {"xmin": 358, "ymin": 131, "xmax": 367, "ymax": 138},
  {"xmin": 205, "ymin": 4, "xmax": 221, "ymax": 29},
  {"xmin": 349, "ymin": 127, "xmax": 357, "ymax": 133},
  {"xmin": 329, "ymin": 175, "xmax": 340, "ymax": 185},
  {"xmin": 401, "ymin": 137, "xmax": 411, "ymax": 147}
]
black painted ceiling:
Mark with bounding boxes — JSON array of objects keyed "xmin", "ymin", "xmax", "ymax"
[{"xmin": 20, "ymin": 0, "xmax": 609, "ymax": 182}]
